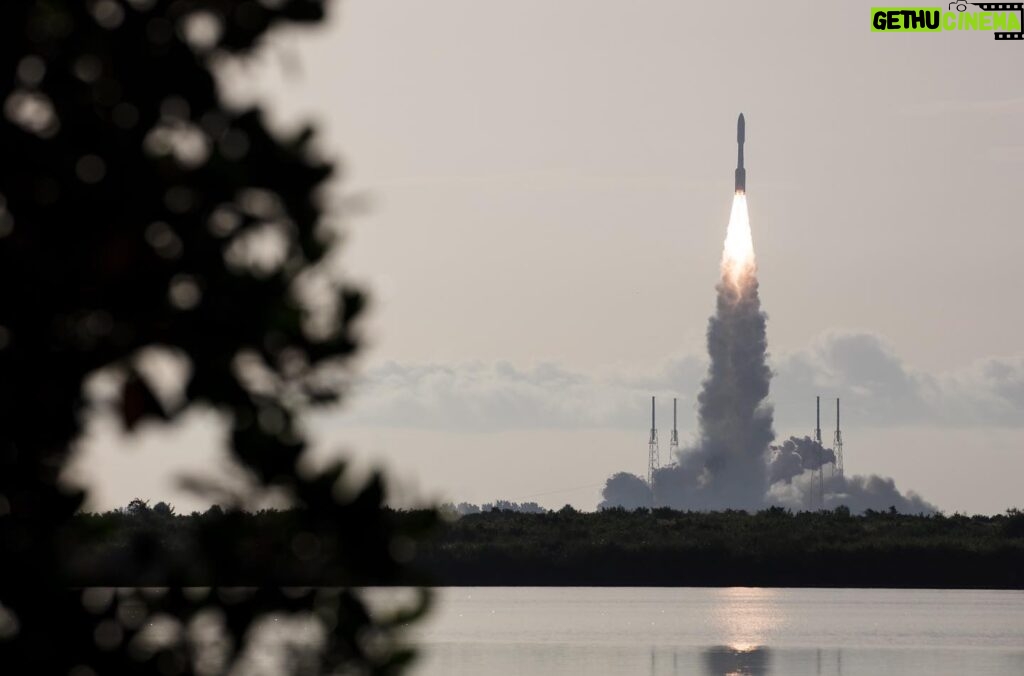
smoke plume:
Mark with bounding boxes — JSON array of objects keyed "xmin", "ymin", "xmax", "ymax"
[
  {"xmin": 600, "ymin": 472, "xmax": 653, "ymax": 510},
  {"xmin": 600, "ymin": 195, "xmax": 933, "ymax": 514},
  {"xmin": 767, "ymin": 436, "xmax": 835, "ymax": 485},
  {"xmin": 766, "ymin": 472, "xmax": 935, "ymax": 514},
  {"xmin": 642, "ymin": 195, "xmax": 774, "ymax": 511}
]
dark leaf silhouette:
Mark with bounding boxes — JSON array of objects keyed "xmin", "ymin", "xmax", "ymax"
[{"xmin": 0, "ymin": 1, "xmax": 436, "ymax": 673}]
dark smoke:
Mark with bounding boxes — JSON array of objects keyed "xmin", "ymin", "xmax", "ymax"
[
  {"xmin": 825, "ymin": 474, "xmax": 935, "ymax": 513},
  {"xmin": 767, "ymin": 435, "xmax": 836, "ymax": 485},
  {"xmin": 766, "ymin": 472, "xmax": 936, "ymax": 514},
  {"xmin": 597, "ymin": 472, "xmax": 652, "ymax": 510}
]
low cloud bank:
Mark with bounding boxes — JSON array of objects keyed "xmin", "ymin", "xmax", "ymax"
[{"xmin": 338, "ymin": 332, "xmax": 1024, "ymax": 432}]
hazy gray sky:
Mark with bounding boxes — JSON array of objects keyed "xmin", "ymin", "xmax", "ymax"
[{"xmin": 70, "ymin": 0, "xmax": 1023, "ymax": 514}]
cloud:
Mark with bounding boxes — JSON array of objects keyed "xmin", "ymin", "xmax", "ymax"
[
  {"xmin": 332, "ymin": 331, "xmax": 1024, "ymax": 432},
  {"xmin": 337, "ymin": 358, "xmax": 704, "ymax": 431},
  {"xmin": 772, "ymin": 331, "xmax": 1024, "ymax": 428}
]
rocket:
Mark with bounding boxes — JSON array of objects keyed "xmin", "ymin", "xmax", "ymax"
[{"xmin": 735, "ymin": 113, "xmax": 746, "ymax": 194}]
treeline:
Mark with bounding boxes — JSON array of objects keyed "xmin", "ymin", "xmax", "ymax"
[
  {"xmin": 57, "ymin": 503, "xmax": 1024, "ymax": 588},
  {"xmin": 440, "ymin": 500, "xmax": 546, "ymax": 516},
  {"xmin": 421, "ymin": 506, "xmax": 1024, "ymax": 588}
]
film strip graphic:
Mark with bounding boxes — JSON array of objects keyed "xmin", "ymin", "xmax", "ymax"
[{"xmin": 970, "ymin": 2, "xmax": 1024, "ymax": 39}]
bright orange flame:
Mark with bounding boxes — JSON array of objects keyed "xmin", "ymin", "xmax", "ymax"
[{"xmin": 721, "ymin": 193, "xmax": 756, "ymax": 291}]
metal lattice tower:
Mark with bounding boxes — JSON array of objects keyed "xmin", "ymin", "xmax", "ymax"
[
  {"xmin": 814, "ymin": 395, "xmax": 824, "ymax": 510},
  {"xmin": 833, "ymin": 397, "xmax": 844, "ymax": 477},
  {"xmin": 669, "ymin": 398, "xmax": 680, "ymax": 458},
  {"xmin": 647, "ymin": 396, "xmax": 659, "ymax": 486}
]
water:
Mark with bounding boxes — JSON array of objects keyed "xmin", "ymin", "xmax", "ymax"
[{"xmin": 407, "ymin": 587, "xmax": 1024, "ymax": 675}]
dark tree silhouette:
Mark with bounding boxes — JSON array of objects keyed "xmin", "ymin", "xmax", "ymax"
[{"xmin": 0, "ymin": 1, "xmax": 434, "ymax": 673}]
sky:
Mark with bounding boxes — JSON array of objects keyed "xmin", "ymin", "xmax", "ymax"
[{"xmin": 68, "ymin": 0, "xmax": 1024, "ymax": 514}]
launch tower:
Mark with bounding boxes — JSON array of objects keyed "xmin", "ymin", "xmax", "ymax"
[
  {"xmin": 834, "ymin": 398, "xmax": 844, "ymax": 477},
  {"xmin": 669, "ymin": 398, "xmax": 680, "ymax": 459},
  {"xmin": 648, "ymin": 396, "xmax": 659, "ymax": 486},
  {"xmin": 814, "ymin": 395, "xmax": 824, "ymax": 509}
]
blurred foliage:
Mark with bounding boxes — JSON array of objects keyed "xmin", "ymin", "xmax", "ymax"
[
  {"xmin": 64, "ymin": 504, "xmax": 438, "ymax": 587},
  {"xmin": 0, "ymin": 1, "xmax": 436, "ymax": 673}
]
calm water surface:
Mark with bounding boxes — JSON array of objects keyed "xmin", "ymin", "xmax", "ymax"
[{"xmin": 407, "ymin": 587, "xmax": 1024, "ymax": 675}]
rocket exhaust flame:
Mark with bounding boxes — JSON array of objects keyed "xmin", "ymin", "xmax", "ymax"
[
  {"xmin": 724, "ymin": 114, "xmax": 754, "ymax": 292},
  {"xmin": 722, "ymin": 194, "xmax": 756, "ymax": 293}
]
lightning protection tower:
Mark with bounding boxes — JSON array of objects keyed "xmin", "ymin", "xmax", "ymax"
[
  {"xmin": 814, "ymin": 395, "xmax": 824, "ymax": 510},
  {"xmin": 669, "ymin": 398, "xmax": 680, "ymax": 458},
  {"xmin": 648, "ymin": 396, "xmax": 659, "ymax": 486},
  {"xmin": 833, "ymin": 398, "xmax": 844, "ymax": 477}
]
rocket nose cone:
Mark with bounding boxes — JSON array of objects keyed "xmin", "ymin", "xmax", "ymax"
[{"xmin": 737, "ymin": 113, "xmax": 745, "ymax": 143}]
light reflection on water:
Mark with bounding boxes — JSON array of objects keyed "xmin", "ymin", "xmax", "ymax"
[
  {"xmin": 702, "ymin": 644, "xmax": 771, "ymax": 675},
  {"xmin": 711, "ymin": 587, "xmax": 781, "ymax": 651},
  {"xmin": 404, "ymin": 587, "xmax": 1024, "ymax": 676}
]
